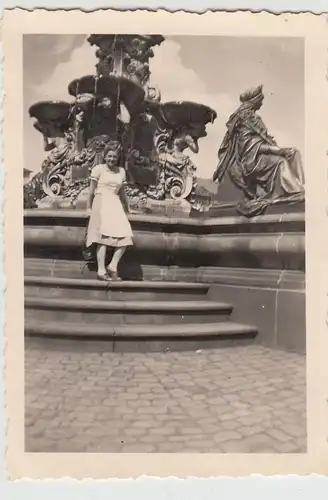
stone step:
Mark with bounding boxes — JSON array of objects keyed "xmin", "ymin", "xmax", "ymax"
[
  {"xmin": 25, "ymin": 296, "xmax": 233, "ymax": 326},
  {"xmin": 25, "ymin": 319, "xmax": 258, "ymax": 352},
  {"xmin": 25, "ymin": 276, "xmax": 210, "ymax": 301}
]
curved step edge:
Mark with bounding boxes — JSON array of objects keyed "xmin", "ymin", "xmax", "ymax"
[
  {"xmin": 24, "ymin": 276, "xmax": 210, "ymax": 291},
  {"xmin": 25, "ymin": 320, "xmax": 258, "ymax": 339},
  {"xmin": 25, "ymin": 296, "xmax": 233, "ymax": 313}
]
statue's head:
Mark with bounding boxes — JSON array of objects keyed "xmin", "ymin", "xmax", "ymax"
[
  {"xmin": 240, "ymin": 84, "xmax": 264, "ymax": 110},
  {"xmin": 103, "ymin": 140, "xmax": 122, "ymax": 168},
  {"xmin": 64, "ymin": 130, "xmax": 75, "ymax": 144},
  {"xmin": 146, "ymin": 85, "xmax": 161, "ymax": 103}
]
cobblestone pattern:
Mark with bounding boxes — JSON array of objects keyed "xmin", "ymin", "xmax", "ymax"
[{"xmin": 25, "ymin": 339, "xmax": 306, "ymax": 453}]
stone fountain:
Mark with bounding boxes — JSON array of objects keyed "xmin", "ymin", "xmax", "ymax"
[
  {"xmin": 24, "ymin": 34, "xmax": 217, "ymax": 216},
  {"xmin": 24, "ymin": 34, "xmax": 305, "ymax": 354}
]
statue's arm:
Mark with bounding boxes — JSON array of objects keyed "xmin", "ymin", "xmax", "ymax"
[
  {"xmin": 118, "ymin": 102, "xmax": 131, "ymax": 124},
  {"xmin": 259, "ymin": 144, "xmax": 284, "ymax": 155},
  {"xmin": 184, "ymin": 134, "xmax": 199, "ymax": 154}
]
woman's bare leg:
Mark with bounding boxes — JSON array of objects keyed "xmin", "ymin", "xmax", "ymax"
[
  {"xmin": 107, "ymin": 246, "xmax": 127, "ymax": 273},
  {"xmin": 96, "ymin": 244, "xmax": 107, "ymax": 275}
]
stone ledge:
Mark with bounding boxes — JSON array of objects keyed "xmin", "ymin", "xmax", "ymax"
[
  {"xmin": 25, "ymin": 296, "xmax": 232, "ymax": 313},
  {"xmin": 24, "ymin": 209, "xmax": 305, "ymax": 234},
  {"xmin": 25, "ymin": 275, "xmax": 209, "ymax": 291},
  {"xmin": 24, "ymin": 259, "xmax": 305, "ymax": 290},
  {"xmin": 25, "ymin": 320, "xmax": 258, "ymax": 352},
  {"xmin": 26, "ymin": 320, "xmax": 256, "ymax": 338},
  {"xmin": 202, "ymin": 267, "xmax": 305, "ymax": 290},
  {"xmin": 25, "ymin": 276, "xmax": 210, "ymax": 301},
  {"xmin": 24, "ymin": 226, "xmax": 305, "ymax": 271},
  {"xmin": 201, "ymin": 199, "xmax": 305, "ymax": 218}
]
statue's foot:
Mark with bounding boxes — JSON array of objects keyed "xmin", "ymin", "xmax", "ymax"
[{"xmin": 271, "ymin": 192, "xmax": 305, "ymax": 205}]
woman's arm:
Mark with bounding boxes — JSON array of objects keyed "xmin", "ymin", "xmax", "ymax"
[
  {"xmin": 118, "ymin": 183, "xmax": 130, "ymax": 213},
  {"xmin": 87, "ymin": 179, "xmax": 97, "ymax": 210}
]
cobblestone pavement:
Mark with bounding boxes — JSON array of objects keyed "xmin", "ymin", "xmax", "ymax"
[{"xmin": 25, "ymin": 339, "xmax": 306, "ymax": 453}]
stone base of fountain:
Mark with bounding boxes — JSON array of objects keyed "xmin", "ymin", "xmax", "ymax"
[
  {"xmin": 36, "ymin": 195, "xmax": 80, "ymax": 210},
  {"xmin": 36, "ymin": 190, "xmax": 194, "ymax": 217},
  {"xmin": 24, "ymin": 208, "xmax": 305, "ymax": 354},
  {"xmin": 139, "ymin": 198, "xmax": 192, "ymax": 217}
]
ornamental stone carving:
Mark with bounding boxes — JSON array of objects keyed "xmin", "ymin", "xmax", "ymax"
[{"xmin": 24, "ymin": 34, "xmax": 217, "ymax": 212}]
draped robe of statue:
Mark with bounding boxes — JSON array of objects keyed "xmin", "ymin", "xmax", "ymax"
[{"xmin": 213, "ymin": 89, "xmax": 305, "ymax": 217}]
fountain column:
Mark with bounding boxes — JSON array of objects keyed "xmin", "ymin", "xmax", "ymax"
[
  {"xmin": 24, "ymin": 34, "xmax": 217, "ymax": 213},
  {"xmin": 87, "ymin": 35, "xmax": 164, "ymax": 99}
]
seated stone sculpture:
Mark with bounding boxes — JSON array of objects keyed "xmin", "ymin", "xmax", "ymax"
[{"xmin": 213, "ymin": 85, "xmax": 305, "ymax": 217}]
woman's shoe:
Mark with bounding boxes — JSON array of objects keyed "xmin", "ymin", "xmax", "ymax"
[
  {"xmin": 97, "ymin": 273, "xmax": 112, "ymax": 282},
  {"xmin": 107, "ymin": 268, "xmax": 122, "ymax": 281}
]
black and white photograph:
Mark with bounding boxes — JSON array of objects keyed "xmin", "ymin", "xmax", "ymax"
[
  {"xmin": 3, "ymin": 8, "xmax": 328, "ymax": 479},
  {"xmin": 22, "ymin": 30, "xmax": 307, "ymax": 454}
]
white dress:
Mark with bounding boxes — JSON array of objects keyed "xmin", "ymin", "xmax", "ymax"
[{"xmin": 86, "ymin": 164, "xmax": 134, "ymax": 248}]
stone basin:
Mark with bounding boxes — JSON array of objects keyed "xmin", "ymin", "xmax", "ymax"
[
  {"xmin": 160, "ymin": 101, "xmax": 217, "ymax": 128},
  {"xmin": 29, "ymin": 100, "xmax": 72, "ymax": 123},
  {"xmin": 24, "ymin": 209, "xmax": 305, "ymax": 273},
  {"xmin": 68, "ymin": 74, "xmax": 145, "ymax": 113}
]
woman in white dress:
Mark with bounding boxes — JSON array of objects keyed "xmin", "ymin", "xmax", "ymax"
[{"xmin": 86, "ymin": 141, "xmax": 134, "ymax": 281}]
